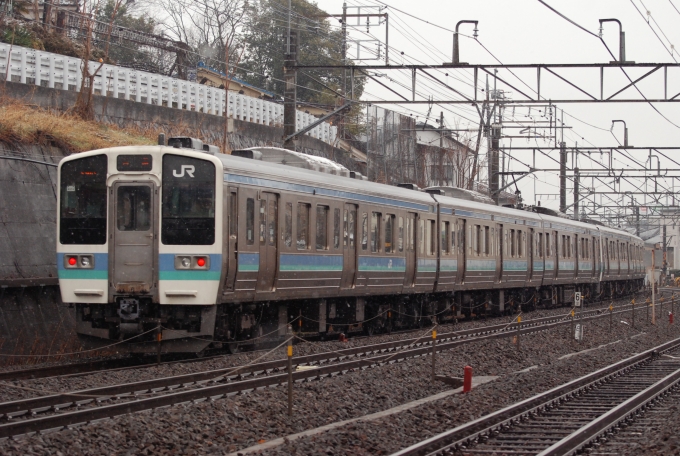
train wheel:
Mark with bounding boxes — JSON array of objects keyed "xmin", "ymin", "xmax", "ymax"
[{"xmin": 226, "ymin": 342, "xmax": 240, "ymax": 354}]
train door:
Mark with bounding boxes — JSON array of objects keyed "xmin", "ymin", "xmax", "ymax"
[
  {"xmin": 111, "ymin": 182, "xmax": 155, "ymax": 294},
  {"xmin": 552, "ymin": 230, "xmax": 558, "ymax": 280},
  {"xmin": 341, "ymin": 203, "xmax": 358, "ymax": 289},
  {"xmin": 590, "ymin": 236, "xmax": 596, "ymax": 279},
  {"xmin": 457, "ymin": 219, "xmax": 467, "ymax": 284},
  {"xmin": 528, "ymin": 228, "xmax": 534, "ymax": 282},
  {"xmin": 256, "ymin": 192, "xmax": 278, "ymax": 292},
  {"xmin": 404, "ymin": 212, "xmax": 417, "ymax": 287},
  {"xmin": 574, "ymin": 234, "xmax": 579, "ymax": 280},
  {"xmin": 224, "ymin": 187, "xmax": 238, "ymax": 291},
  {"xmin": 496, "ymin": 223, "xmax": 503, "ymax": 283}
]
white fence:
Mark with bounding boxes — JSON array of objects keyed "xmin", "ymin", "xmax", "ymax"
[{"xmin": 0, "ymin": 43, "xmax": 337, "ymax": 144}]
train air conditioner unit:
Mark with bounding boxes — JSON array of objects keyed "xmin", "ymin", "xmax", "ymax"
[
  {"xmin": 165, "ymin": 137, "xmax": 220, "ymax": 155},
  {"xmin": 397, "ymin": 183, "xmax": 421, "ymax": 191},
  {"xmin": 232, "ymin": 147, "xmax": 352, "ymax": 177}
]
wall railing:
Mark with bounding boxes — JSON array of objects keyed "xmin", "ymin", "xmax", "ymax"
[{"xmin": 0, "ymin": 43, "xmax": 337, "ymax": 144}]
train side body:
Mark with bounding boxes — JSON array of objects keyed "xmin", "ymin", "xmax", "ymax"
[{"xmin": 56, "ymin": 146, "xmax": 646, "ymax": 352}]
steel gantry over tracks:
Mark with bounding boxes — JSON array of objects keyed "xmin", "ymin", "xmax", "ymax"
[{"xmin": 293, "ymin": 62, "xmax": 680, "ymax": 104}]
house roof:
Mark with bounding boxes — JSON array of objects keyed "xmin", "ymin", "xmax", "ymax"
[{"xmin": 197, "ymin": 62, "xmax": 279, "ymax": 99}]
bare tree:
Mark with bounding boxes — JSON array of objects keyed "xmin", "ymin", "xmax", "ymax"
[
  {"xmin": 151, "ymin": 0, "xmax": 247, "ymax": 72},
  {"xmin": 73, "ymin": 0, "xmax": 125, "ymax": 120}
]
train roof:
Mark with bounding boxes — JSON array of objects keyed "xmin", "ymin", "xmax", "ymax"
[
  {"xmin": 62, "ymin": 146, "xmax": 643, "ymax": 243},
  {"xmin": 216, "ymin": 152, "xmax": 437, "ymax": 212}
]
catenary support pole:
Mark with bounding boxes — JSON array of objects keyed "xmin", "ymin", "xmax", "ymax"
[
  {"xmin": 283, "ymin": 31, "xmax": 298, "ymax": 151},
  {"xmin": 560, "ymin": 141, "xmax": 567, "ymax": 213}
]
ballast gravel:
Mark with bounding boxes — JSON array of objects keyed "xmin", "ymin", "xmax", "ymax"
[
  {"xmin": 1, "ymin": 299, "xmax": 679, "ymax": 455},
  {"xmin": 0, "ymin": 292, "xmax": 647, "ymax": 402}
]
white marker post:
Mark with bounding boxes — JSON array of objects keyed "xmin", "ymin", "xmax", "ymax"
[{"xmin": 574, "ymin": 292, "xmax": 583, "ymax": 343}]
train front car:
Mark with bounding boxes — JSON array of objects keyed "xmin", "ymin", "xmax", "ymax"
[{"xmin": 57, "ymin": 146, "xmax": 223, "ymax": 353}]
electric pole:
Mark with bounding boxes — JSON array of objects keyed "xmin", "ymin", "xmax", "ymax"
[
  {"xmin": 559, "ymin": 141, "xmax": 567, "ymax": 213},
  {"xmin": 574, "ymin": 168, "xmax": 580, "ymax": 220},
  {"xmin": 283, "ymin": 31, "xmax": 298, "ymax": 151},
  {"xmin": 439, "ymin": 111, "xmax": 444, "ymax": 186}
]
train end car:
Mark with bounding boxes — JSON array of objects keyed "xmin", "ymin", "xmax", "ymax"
[{"xmin": 58, "ymin": 144, "xmax": 224, "ymax": 353}]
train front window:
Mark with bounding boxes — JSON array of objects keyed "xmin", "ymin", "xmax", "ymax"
[
  {"xmin": 162, "ymin": 155, "xmax": 215, "ymax": 245},
  {"xmin": 59, "ymin": 154, "xmax": 107, "ymax": 245},
  {"xmin": 117, "ymin": 186, "xmax": 151, "ymax": 231}
]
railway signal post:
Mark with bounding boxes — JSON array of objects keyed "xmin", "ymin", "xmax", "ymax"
[
  {"xmin": 632, "ymin": 298, "xmax": 635, "ymax": 330},
  {"xmin": 287, "ymin": 324, "xmax": 293, "ymax": 417},
  {"xmin": 431, "ymin": 325, "xmax": 437, "ymax": 382},
  {"xmin": 575, "ymin": 292, "xmax": 582, "ymax": 343}
]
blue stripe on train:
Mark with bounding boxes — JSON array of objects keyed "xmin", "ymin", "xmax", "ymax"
[{"xmin": 280, "ymin": 254, "xmax": 343, "ymax": 271}]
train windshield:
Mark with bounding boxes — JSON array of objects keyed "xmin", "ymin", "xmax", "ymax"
[
  {"xmin": 161, "ymin": 154, "xmax": 215, "ymax": 245},
  {"xmin": 59, "ymin": 154, "xmax": 108, "ymax": 244}
]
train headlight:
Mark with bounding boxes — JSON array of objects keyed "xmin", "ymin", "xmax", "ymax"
[
  {"xmin": 81, "ymin": 257, "xmax": 90, "ymax": 267},
  {"xmin": 174, "ymin": 255, "xmax": 210, "ymax": 270}
]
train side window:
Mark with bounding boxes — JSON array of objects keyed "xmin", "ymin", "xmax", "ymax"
[
  {"xmin": 371, "ymin": 212, "xmax": 382, "ymax": 252},
  {"xmin": 451, "ymin": 222, "xmax": 456, "ymax": 253},
  {"xmin": 343, "ymin": 210, "xmax": 349, "ymax": 247},
  {"xmin": 284, "ymin": 203, "xmax": 292, "ymax": 247},
  {"xmin": 259, "ymin": 200, "xmax": 266, "ymax": 244},
  {"xmin": 545, "ymin": 233, "xmax": 549, "ymax": 257},
  {"xmin": 441, "ymin": 222, "xmax": 449, "ymax": 255},
  {"xmin": 538, "ymin": 233, "xmax": 543, "ymax": 258},
  {"xmin": 419, "ymin": 219, "xmax": 425, "ymax": 254},
  {"xmin": 484, "ymin": 226, "xmax": 490, "ymax": 255},
  {"xmin": 385, "ymin": 215, "xmax": 395, "ymax": 253},
  {"xmin": 361, "ymin": 212, "xmax": 368, "ymax": 250},
  {"xmin": 316, "ymin": 206, "xmax": 329, "ymax": 250},
  {"xmin": 333, "ymin": 208, "xmax": 340, "ymax": 249},
  {"xmin": 246, "ymin": 198, "xmax": 255, "ymax": 245},
  {"xmin": 406, "ymin": 218, "xmax": 412, "ymax": 251},
  {"xmin": 349, "ymin": 210, "xmax": 356, "ymax": 248},
  {"xmin": 229, "ymin": 192, "xmax": 237, "ymax": 239},
  {"xmin": 504, "ymin": 229, "xmax": 508, "ymax": 256},
  {"xmin": 472, "ymin": 225, "xmax": 479, "ymax": 256},
  {"xmin": 510, "ymin": 229, "xmax": 516, "ymax": 257},
  {"xmin": 517, "ymin": 230, "xmax": 523, "ymax": 257},
  {"xmin": 429, "ymin": 220, "xmax": 436, "ymax": 256},
  {"xmin": 268, "ymin": 199, "xmax": 277, "ymax": 246},
  {"xmin": 297, "ymin": 203, "xmax": 310, "ymax": 250},
  {"xmin": 398, "ymin": 217, "xmax": 404, "ymax": 252}
]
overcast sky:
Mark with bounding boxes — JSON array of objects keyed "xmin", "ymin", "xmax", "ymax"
[{"xmin": 310, "ymin": 0, "xmax": 680, "ymax": 218}]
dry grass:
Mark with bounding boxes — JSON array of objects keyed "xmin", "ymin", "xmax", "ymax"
[{"xmin": 0, "ymin": 100, "xmax": 156, "ymax": 152}]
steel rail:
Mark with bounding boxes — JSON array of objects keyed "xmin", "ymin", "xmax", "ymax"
[
  {"xmin": 0, "ymin": 303, "xmax": 649, "ymax": 439},
  {"xmin": 538, "ymin": 366, "xmax": 680, "ymax": 455},
  {"xmin": 390, "ymin": 337, "xmax": 680, "ymax": 456}
]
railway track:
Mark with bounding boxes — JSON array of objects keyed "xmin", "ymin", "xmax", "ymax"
[
  {"xmin": 0, "ymin": 291, "xmax": 656, "ymax": 382},
  {"xmin": 391, "ymin": 337, "xmax": 680, "ymax": 456},
  {"xmin": 0, "ymin": 300, "xmax": 653, "ymax": 440}
]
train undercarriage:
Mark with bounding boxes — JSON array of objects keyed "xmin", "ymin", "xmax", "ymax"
[{"xmin": 75, "ymin": 278, "xmax": 645, "ymax": 354}]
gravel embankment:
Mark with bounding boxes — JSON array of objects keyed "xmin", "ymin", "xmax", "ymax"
[{"xmin": 1, "ymin": 303, "xmax": 677, "ymax": 456}]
